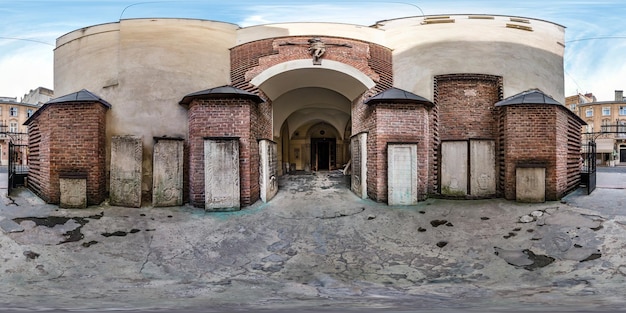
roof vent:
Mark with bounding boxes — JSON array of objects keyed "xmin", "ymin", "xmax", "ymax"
[
  {"xmin": 510, "ymin": 17, "xmax": 530, "ymax": 24},
  {"xmin": 422, "ymin": 16, "xmax": 455, "ymax": 24},
  {"xmin": 506, "ymin": 23, "xmax": 533, "ymax": 32},
  {"xmin": 468, "ymin": 15, "xmax": 495, "ymax": 20}
]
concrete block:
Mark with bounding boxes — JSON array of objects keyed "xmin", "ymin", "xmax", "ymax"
[
  {"xmin": 516, "ymin": 167, "xmax": 546, "ymax": 203},
  {"xmin": 350, "ymin": 133, "xmax": 367, "ymax": 199},
  {"xmin": 388, "ymin": 144, "xmax": 418, "ymax": 205},
  {"xmin": 441, "ymin": 141, "xmax": 468, "ymax": 196},
  {"xmin": 152, "ymin": 138, "xmax": 184, "ymax": 207},
  {"xmin": 59, "ymin": 173, "xmax": 87, "ymax": 209},
  {"xmin": 470, "ymin": 140, "xmax": 496, "ymax": 196},
  {"xmin": 259, "ymin": 139, "xmax": 278, "ymax": 203},
  {"xmin": 110, "ymin": 135, "xmax": 142, "ymax": 207},
  {"xmin": 205, "ymin": 138, "xmax": 240, "ymax": 211}
]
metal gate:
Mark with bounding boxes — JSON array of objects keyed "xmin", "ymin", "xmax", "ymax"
[
  {"xmin": 6, "ymin": 132, "xmax": 29, "ymax": 196},
  {"xmin": 581, "ymin": 141, "xmax": 596, "ymax": 195},
  {"xmin": 7, "ymin": 141, "xmax": 14, "ymax": 196}
]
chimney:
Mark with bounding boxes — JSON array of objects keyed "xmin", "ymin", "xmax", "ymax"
[{"xmin": 615, "ymin": 90, "xmax": 624, "ymax": 101}]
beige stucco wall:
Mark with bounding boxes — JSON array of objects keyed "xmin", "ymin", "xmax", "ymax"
[
  {"xmin": 236, "ymin": 22, "xmax": 386, "ymax": 46},
  {"xmin": 379, "ymin": 15, "xmax": 565, "ymax": 102},
  {"xmin": 55, "ymin": 18, "xmax": 238, "ymax": 196}
]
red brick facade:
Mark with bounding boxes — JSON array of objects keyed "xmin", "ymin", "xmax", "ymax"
[
  {"xmin": 231, "ymin": 37, "xmax": 392, "ymax": 94},
  {"xmin": 370, "ymin": 103, "xmax": 432, "ymax": 201},
  {"xmin": 501, "ymin": 104, "xmax": 583, "ymax": 200},
  {"xmin": 230, "ymin": 36, "xmax": 393, "ymax": 203},
  {"xmin": 433, "ymin": 74, "xmax": 503, "ymax": 196},
  {"xmin": 25, "ymin": 101, "xmax": 108, "ymax": 205},
  {"xmin": 186, "ymin": 98, "xmax": 264, "ymax": 207}
]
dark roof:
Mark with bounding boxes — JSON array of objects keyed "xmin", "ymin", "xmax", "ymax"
[
  {"xmin": 495, "ymin": 89, "xmax": 586, "ymax": 125},
  {"xmin": 46, "ymin": 89, "xmax": 112, "ymax": 107},
  {"xmin": 365, "ymin": 87, "xmax": 433, "ymax": 106},
  {"xmin": 179, "ymin": 85, "xmax": 263, "ymax": 106},
  {"xmin": 495, "ymin": 89, "xmax": 561, "ymax": 106},
  {"xmin": 24, "ymin": 89, "xmax": 111, "ymax": 125}
]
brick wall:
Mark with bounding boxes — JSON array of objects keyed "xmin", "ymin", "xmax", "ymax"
[
  {"xmin": 433, "ymin": 74, "xmax": 503, "ymax": 196},
  {"xmin": 187, "ymin": 98, "xmax": 261, "ymax": 207},
  {"xmin": 371, "ymin": 103, "xmax": 431, "ymax": 202},
  {"xmin": 26, "ymin": 118, "xmax": 49, "ymax": 202},
  {"xmin": 230, "ymin": 36, "xmax": 392, "ymax": 202},
  {"xmin": 502, "ymin": 105, "xmax": 558, "ymax": 200},
  {"xmin": 26, "ymin": 102, "xmax": 108, "ymax": 205},
  {"xmin": 557, "ymin": 106, "xmax": 585, "ymax": 198}
]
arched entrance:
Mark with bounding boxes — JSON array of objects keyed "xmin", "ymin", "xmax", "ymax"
[{"xmin": 250, "ymin": 60, "xmax": 375, "ymax": 175}]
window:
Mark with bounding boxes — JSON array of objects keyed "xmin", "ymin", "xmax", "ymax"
[
  {"xmin": 602, "ymin": 107, "xmax": 611, "ymax": 116},
  {"xmin": 9, "ymin": 122, "xmax": 17, "ymax": 133},
  {"xmin": 601, "ymin": 119, "xmax": 611, "ymax": 132},
  {"xmin": 569, "ymin": 104, "xmax": 576, "ymax": 111},
  {"xmin": 9, "ymin": 107, "xmax": 17, "ymax": 117},
  {"xmin": 620, "ymin": 106, "xmax": 626, "ymax": 115},
  {"xmin": 586, "ymin": 108, "xmax": 593, "ymax": 117},
  {"xmin": 27, "ymin": 109, "xmax": 33, "ymax": 117}
]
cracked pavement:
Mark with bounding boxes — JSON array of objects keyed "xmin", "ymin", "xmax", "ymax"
[{"xmin": 1, "ymin": 171, "xmax": 626, "ymax": 312}]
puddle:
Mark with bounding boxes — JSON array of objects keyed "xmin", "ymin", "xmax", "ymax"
[
  {"xmin": 580, "ymin": 253, "xmax": 602, "ymax": 262},
  {"xmin": 494, "ymin": 247, "xmax": 555, "ymax": 271},
  {"xmin": 13, "ymin": 212, "xmax": 103, "ymax": 245},
  {"xmin": 430, "ymin": 220, "xmax": 448, "ymax": 227},
  {"xmin": 82, "ymin": 240, "xmax": 98, "ymax": 247},
  {"xmin": 102, "ymin": 229, "xmax": 141, "ymax": 237},
  {"xmin": 503, "ymin": 232, "xmax": 516, "ymax": 239}
]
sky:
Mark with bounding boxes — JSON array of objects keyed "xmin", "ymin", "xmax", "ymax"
[{"xmin": 1, "ymin": 0, "xmax": 625, "ymax": 102}]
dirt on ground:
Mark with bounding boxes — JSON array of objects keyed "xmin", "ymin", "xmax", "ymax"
[{"xmin": 1, "ymin": 171, "xmax": 625, "ymax": 312}]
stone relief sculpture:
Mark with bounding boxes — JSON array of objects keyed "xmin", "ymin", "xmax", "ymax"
[{"xmin": 280, "ymin": 37, "xmax": 352, "ymax": 65}]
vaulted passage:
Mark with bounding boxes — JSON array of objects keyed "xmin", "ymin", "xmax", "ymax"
[{"xmin": 251, "ymin": 61, "xmax": 375, "ymax": 176}]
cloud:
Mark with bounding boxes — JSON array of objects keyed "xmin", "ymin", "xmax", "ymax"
[
  {"xmin": 237, "ymin": 3, "xmax": 421, "ymax": 27},
  {"xmin": 0, "ymin": 44, "xmax": 53, "ymax": 99}
]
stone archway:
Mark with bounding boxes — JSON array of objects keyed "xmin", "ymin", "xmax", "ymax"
[
  {"xmin": 250, "ymin": 62, "xmax": 375, "ymax": 175},
  {"xmin": 230, "ymin": 36, "xmax": 393, "ymax": 200}
]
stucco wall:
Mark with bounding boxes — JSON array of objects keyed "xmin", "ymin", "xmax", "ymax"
[
  {"xmin": 380, "ymin": 15, "xmax": 565, "ymax": 102},
  {"xmin": 55, "ymin": 19, "xmax": 238, "ymax": 197}
]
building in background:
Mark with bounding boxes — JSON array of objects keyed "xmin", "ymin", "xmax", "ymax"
[
  {"xmin": 0, "ymin": 95, "xmax": 44, "ymax": 166},
  {"xmin": 21, "ymin": 87, "xmax": 54, "ymax": 105},
  {"xmin": 569, "ymin": 90, "xmax": 626, "ymax": 166}
]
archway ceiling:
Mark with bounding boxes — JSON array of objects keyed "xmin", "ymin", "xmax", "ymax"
[
  {"xmin": 273, "ymin": 87, "xmax": 351, "ymax": 137},
  {"xmin": 256, "ymin": 65, "xmax": 372, "ymax": 102},
  {"xmin": 287, "ymin": 108, "xmax": 349, "ymax": 140}
]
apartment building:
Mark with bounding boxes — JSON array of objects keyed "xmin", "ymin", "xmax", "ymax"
[{"xmin": 569, "ymin": 90, "xmax": 626, "ymax": 165}]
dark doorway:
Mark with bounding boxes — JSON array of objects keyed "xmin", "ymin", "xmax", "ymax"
[
  {"xmin": 621, "ymin": 148, "xmax": 626, "ymax": 163},
  {"xmin": 311, "ymin": 138, "xmax": 336, "ymax": 171}
]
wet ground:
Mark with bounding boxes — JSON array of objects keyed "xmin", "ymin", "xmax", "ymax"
[{"xmin": 0, "ymin": 170, "xmax": 625, "ymax": 312}]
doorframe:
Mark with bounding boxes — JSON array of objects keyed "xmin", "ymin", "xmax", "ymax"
[{"xmin": 310, "ymin": 138, "xmax": 335, "ymax": 171}]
